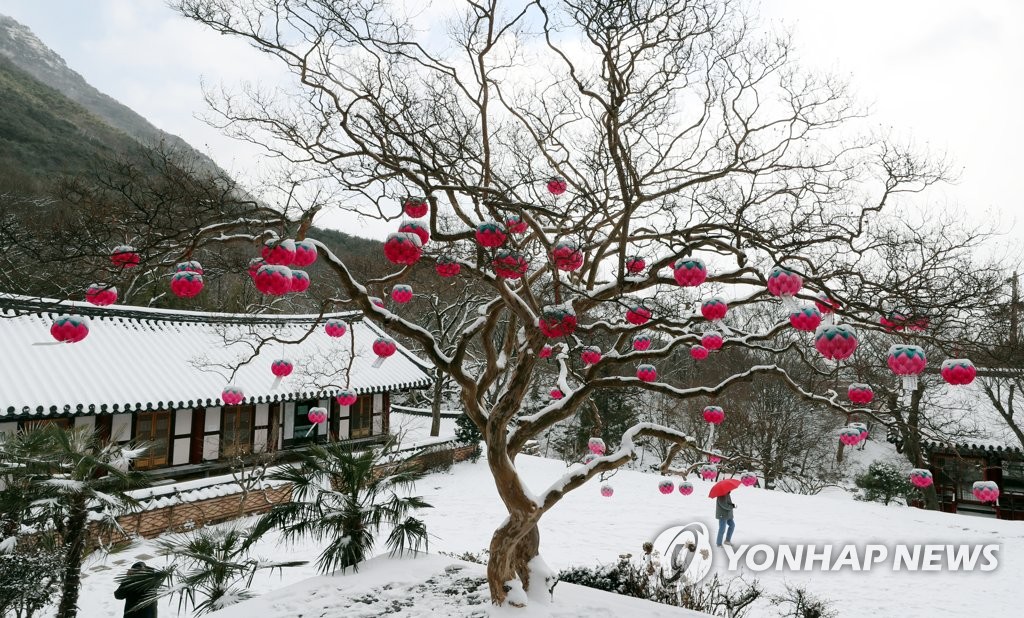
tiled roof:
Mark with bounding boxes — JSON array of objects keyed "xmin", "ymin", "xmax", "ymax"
[{"xmin": 0, "ymin": 295, "xmax": 433, "ymax": 418}]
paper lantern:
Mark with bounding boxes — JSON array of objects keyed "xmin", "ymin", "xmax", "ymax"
[
  {"xmin": 369, "ymin": 296, "xmax": 385, "ymax": 308},
  {"xmin": 324, "ymin": 318, "xmax": 347, "ymax": 338},
  {"xmin": 703, "ymin": 406, "xmax": 725, "ymax": 425},
  {"xmin": 880, "ymin": 312, "xmax": 908, "ymax": 332},
  {"xmin": 698, "ymin": 464, "xmax": 718, "ymax": 481},
  {"xmin": 85, "ymin": 283, "xmax": 117, "ymax": 306},
  {"xmin": 678, "ymin": 482, "xmax": 694, "ymax": 496},
  {"xmin": 552, "ymin": 239, "xmax": 584, "ymax": 272},
  {"xmin": 847, "ymin": 383, "xmax": 874, "ymax": 405},
  {"xmin": 538, "ymin": 305, "xmax": 577, "ymax": 338},
  {"xmin": 336, "ymin": 389, "xmax": 358, "ymax": 406},
  {"xmin": 222, "ymin": 385, "xmax": 245, "ymax": 406},
  {"xmin": 940, "ymin": 359, "xmax": 976, "ymax": 386},
  {"xmin": 582, "ymin": 453, "xmax": 598, "ymax": 465},
  {"xmin": 271, "ymin": 359, "xmax": 293, "ymax": 377},
  {"xmin": 175, "ymin": 260, "xmax": 203, "ymax": 274},
  {"xmin": 435, "ymin": 257, "xmax": 461, "ymax": 278},
  {"xmin": 383, "ymin": 232, "xmax": 423, "ymax": 265},
  {"xmin": 111, "ymin": 245, "xmax": 140, "ymax": 268},
  {"xmin": 658, "ymin": 479, "xmax": 676, "ymax": 495},
  {"xmin": 547, "ymin": 177, "xmax": 568, "ymax": 195},
  {"xmin": 673, "ymin": 258, "xmax": 707, "ymax": 287},
  {"xmin": 262, "ymin": 239, "xmax": 296, "ymax": 266},
  {"xmin": 740, "ymin": 472, "xmax": 758, "ymax": 487},
  {"xmin": 789, "ymin": 307, "xmax": 822, "ymax": 332},
  {"xmin": 690, "ymin": 345, "xmax": 709, "ymax": 360},
  {"xmin": 766, "ymin": 267, "xmax": 803, "ymax": 305},
  {"xmin": 170, "ymin": 271, "xmax": 204, "ymax": 298},
  {"xmin": 403, "ymin": 197, "xmax": 428, "ymax": 218},
  {"xmin": 850, "ymin": 422, "xmax": 868, "ymax": 441},
  {"xmin": 247, "ymin": 258, "xmax": 264, "ymax": 280},
  {"xmin": 838, "ymin": 426, "xmax": 861, "ymax": 446},
  {"xmin": 391, "ymin": 284, "xmax": 413, "ymax": 304},
  {"xmin": 254, "ymin": 264, "xmax": 292, "ymax": 296},
  {"xmin": 708, "ymin": 449, "xmax": 722, "ymax": 464},
  {"xmin": 625, "ymin": 255, "xmax": 646, "ymax": 274},
  {"xmin": 398, "ymin": 220, "xmax": 429, "ymax": 245},
  {"xmin": 887, "ymin": 345, "xmax": 927, "ymax": 391},
  {"xmin": 290, "ymin": 269, "xmax": 310, "ymax": 293},
  {"xmin": 972, "ymin": 481, "xmax": 999, "ymax": 503},
  {"xmin": 588, "ymin": 437, "xmax": 606, "ymax": 455},
  {"xmin": 632, "ymin": 334, "xmax": 652, "ymax": 351},
  {"xmin": 550, "ymin": 388, "xmax": 564, "ymax": 400},
  {"xmin": 814, "ymin": 324, "xmax": 859, "ymax": 361},
  {"xmin": 625, "ymin": 303, "xmax": 652, "ymax": 325},
  {"xmin": 493, "ymin": 250, "xmax": 529, "ymax": 279},
  {"xmin": 636, "ymin": 364, "xmax": 657, "ymax": 382},
  {"xmin": 600, "ymin": 484, "xmax": 614, "ymax": 497},
  {"xmin": 292, "ymin": 239, "xmax": 318, "ymax": 267},
  {"xmin": 910, "ymin": 468, "xmax": 933, "ymax": 489},
  {"xmin": 307, "ymin": 407, "xmax": 328, "ymax": 424},
  {"xmin": 475, "ymin": 221, "xmax": 507, "ymax": 248},
  {"xmin": 908, "ymin": 316, "xmax": 929, "ymax": 332},
  {"xmin": 373, "ymin": 336, "xmax": 397, "ymax": 358},
  {"xmin": 701, "ymin": 330, "xmax": 723, "ymax": 351},
  {"xmin": 506, "ymin": 213, "xmax": 528, "ymax": 234},
  {"xmin": 50, "ymin": 314, "xmax": 89, "ymax": 343},
  {"xmin": 700, "ymin": 297, "xmax": 728, "ymax": 321},
  {"xmin": 815, "ymin": 293, "xmax": 838, "ymax": 314},
  {"xmin": 539, "ymin": 344, "xmax": 553, "ymax": 359},
  {"xmin": 581, "ymin": 346, "xmax": 602, "ymax": 366}
]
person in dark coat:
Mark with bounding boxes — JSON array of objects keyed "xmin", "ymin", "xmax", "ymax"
[
  {"xmin": 715, "ymin": 493, "xmax": 736, "ymax": 547},
  {"xmin": 114, "ymin": 561, "xmax": 158, "ymax": 618}
]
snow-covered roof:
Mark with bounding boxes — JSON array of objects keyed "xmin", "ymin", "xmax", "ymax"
[{"xmin": 0, "ymin": 295, "xmax": 433, "ymax": 418}]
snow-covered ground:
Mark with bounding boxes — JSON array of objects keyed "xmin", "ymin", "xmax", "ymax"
[
  {"xmin": 390, "ymin": 409, "xmax": 458, "ymax": 445},
  {"xmin": 79, "ymin": 452, "xmax": 1019, "ymax": 617}
]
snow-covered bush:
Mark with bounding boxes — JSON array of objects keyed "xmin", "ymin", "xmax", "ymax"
[
  {"xmin": 854, "ymin": 461, "xmax": 912, "ymax": 505},
  {"xmin": 0, "ymin": 543, "xmax": 63, "ymax": 618}
]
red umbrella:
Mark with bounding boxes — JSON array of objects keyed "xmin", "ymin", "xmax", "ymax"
[{"xmin": 708, "ymin": 478, "xmax": 741, "ymax": 498}]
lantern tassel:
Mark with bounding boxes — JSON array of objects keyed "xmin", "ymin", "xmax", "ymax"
[
  {"xmin": 271, "ymin": 376, "xmax": 283, "ymax": 389},
  {"xmin": 782, "ymin": 296, "xmax": 798, "ymax": 312},
  {"xmin": 902, "ymin": 375, "xmax": 918, "ymax": 393},
  {"xmin": 372, "ymin": 356, "xmax": 386, "ymax": 368}
]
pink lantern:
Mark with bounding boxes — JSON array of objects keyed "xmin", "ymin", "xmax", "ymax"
[
  {"xmin": 170, "ymin": 271, "xmax": 204, "ymax": 298},
  {"xmin": 111, "ymin": 245, "xmax": 141, "ymax": 268},
  {"xmin": 678, "ymin": 482, "xmax": 694, "ymax": 496},
  {"xmin": 391, "ymin": 284, "xmax": 414, "ymax": 304},
  {"xmin": 625, "ymin": 255, "xmax": 646, "ymax": 274},
  {"xmin": 175, "ymin": 260, "xmax": 203, "ymax": 274},
  {"xmin": 850, "ymin": 422, "xmax": 868, "ymax": 441},
  {"xmin": 880, "ymin": 312, "xmax": 908, "ymax": 332},
  {"xmin": 383, "ymin": 232, "xmax": 423, "ymax": 265},
  {"xmin": 632, "ymin": 334, "xmax": 653, "ymax": 351},
  {"xmin": 588, "ymin": 437, "xmax": 606, "ymax": 455},
  {"xmin": 789, "ymin": 307, "xmax": 823, "ymax": 332},
  {"xmin": 815, "ymin": 292, "xmax": 839, "ymax": 314},
  {"xmin": 324, "ymin": 318, "xmax": 347, "ymax": 338},
  {"xmin": 908, "ymin": 316, "xmax": 930, "ymax": 332},
  {"xmin": 271, "ymin": 359, "xmax": 293, "ymax": 377},
  {"xmin": 493, "ymin": 250, "xmax": 529, "ymax": 279},
  {"xmin": 292, "ymin": 239, "xmax": 318, "ymax": 267},
  {"xmin": 290, "ymin": 269, "xmax": 310, "ymax": 293},
  {"xmin": 910, "ymin": 468, "xmax": 933, "ymax": 489},
  {"xmin": 550, "ymin": 388, "xmax": 564, "ymax": 400},
  {"xmin": 581, "ymin": 346, "xmax": 602, "ymax": 366},
  {"xmin": 838, "ymin": 426, "xmax": 862, "ymax": 446},
  {"xmin": 307, "ymin": 406, "xmax": 328, "ymax": 424},
  {"xmin": 740, "ymin": 472, "xmax": 758, "ymax": 487},
  {"xmin": 552, "ymin": 239, "xmax": 584, "ymax": 272},
  {"xmin": 403, "ymin": 197, "xmax": 428, "ymax": 218},
  {"xmin": 887, "ymin": 344, "xmax": 927, "ymax": 391},
  {"xmin": 506, "ymin": 214, "xmax": 529, "ymax": 235},
  {"xmin": 539, "ymin": 344, "xmax": 553, "ymax": 359},
  {"xmin": 475, "ymin": 221, "xmax": 507, "ymax": 248},
  {"xmin": 700, "ymin": 297, "xmax": 728, "ymax": 321},
  {"xmin": 50, "ymin": 314, "xmax": 89, "ymax": 343},
  {"xmin": 701, "ymin": 330, "xmax": 723, "ymax": 351},
  {"xmin": 373, "ymin": 336, "xmax": 397, "ymax": 358},
  {"xmin": 600, "ymin": 484, "xmax": 614, "ymax": 497},
  {"xmin": 625, "ymin": 303, "xmax": 652, "ymax": 325},
  {"xmin": 336, "ymin": 389, "xmax": 358, "ymax": 406},
  {"xmin": 370, "ymin": 296, "xmax": 386, "ymax": 308},
  {"xmin": 547, "ymin": 177, "xmax": 568, "ymax": 195},
  {"xmin": 262, "ymin": 239, "xmax": 296, "ymax": 266},
  {"xmin": 85, "ymin": 283, "xmax": 117, "ymax": 306},
  {"xmin": 847, "ymin": 383, "xmax": 874, "ymax": 405},
  {"xmin": 766, "ymin": 266, "xmax": 803, "ymax": 304},
  {"xmin": 636, "ymin": 364, "xmax": 657, "ymax": 382},
  {"xmin": 398, "ymin": 220, "xmax": 429, "ymax": 246},
  {"xmin": 435, "ymin": 257, "xmax": 461, "ymax": 278},
  {"xmin": 658, "ymin": 479, "xmax": 676, "ymax": 495},
  {"xmin": 582, "ymin": 453, "xmax": 598, "ymax": 465},
  {"xmin": 972, "ymin": 481, "xmax": 999, "ymax": 503},
  {"xmin": 247, "ymin": 258, "xmax": 265, "ymax": 280},
  {"xmin": 690, "ymin": 345, "xmax": 709, "ymax": 360},
  {"xmin": 254, "ymin": 264, "xmax": 292, "ymax": 296},
  {"xmin": 703, "ymin": 406, "xmax": 725, "ymax": 425},
  {"xmin": 814, "ymin": 324, "xmax": 859, "ymax": 361},
  {"xmin": 221, "ymin": 385, "xmax": 245, "ymax": 406},
  {"xmin": 539, "ymin": 305, "xmax": 577, "ymax": 338},
  {"xmin": 698, "ymin": 464, "xmax": 718, "ymax": 481},
  {"xmin": 940, "ymin": 359, "xmax": 976, "ymax": 386},
  {"xmin": 708, "ymin": 449, "xmax": 722, "ymax": 464},
  {"xmin": 673, "ymin": 258, "xmax": 707, "ymax": 287}
]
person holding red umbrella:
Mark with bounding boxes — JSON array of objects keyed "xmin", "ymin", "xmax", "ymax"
[{"xmin": 709, "ymin": 478, "xmax": 741, "ymax": 547}]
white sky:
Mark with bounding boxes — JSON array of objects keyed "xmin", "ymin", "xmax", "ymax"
[{"xmin": 1, "ymin": 0, "xmax": 1021, "ymax": 245}]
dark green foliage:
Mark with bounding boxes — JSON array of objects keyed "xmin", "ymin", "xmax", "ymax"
[
  {"xmin": 0, "ymin": 541, "xmax": 64, "ymax": 618},
  {"xmin": 454, "ymin": 413, "xmax": 483, "ymax": 448},
  {"xmin": 855, "ymin": 461, "xmax": 912, "ymax": 505}
]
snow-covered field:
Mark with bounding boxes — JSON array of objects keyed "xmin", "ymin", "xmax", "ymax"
[{"xmin": 79, "ymin": 452, "xmax": 1019, "ymax": 617}]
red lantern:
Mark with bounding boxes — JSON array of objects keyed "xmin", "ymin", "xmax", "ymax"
[
  {"xmin": 475, "ymin": 221, "xmax": 507, "ymax": 248},
  {"xmin": 254, "ymin": 264, "xmax": 292, "ymax": 296},
  {"xmin": 766, "ymin": 267, "xmax": 803, "ymax": 299},
  {"xmin": 50, "ymin": 314, "xmax": 89, "ymax": 343},
  {"xmin": 940, "ymin": 359, "xmax": 976, "ymax": 386},
  {"xmin": 271, "ymin": 359, "xmax": 293, "ymax": 377},
  {"xmin": 262, "ymin": 239, "xmax": 296, "ymax": 266},
  {"xmin": 403, "ymin": 197, "xmax": 428, "ymax": 218},
  {"xmin": 547, "ymin": 177, "xmax": 567, "ymax": 195},
  {"xmin": 700, "ymin": 297, "xmax": 728, "ymax": 321},
  {"xmin": 292, "ymin": 239, "xmax": 318, "ymax": 267},
  {"xmin": 880, "ymin": 312, "xmax": 908, "ymax": 332},
  {"xmin": 600, "ymin": 484, "xmax": 614, "ymax": 497},
  {"xmin": 290, "ymin": 269, "xmax": 310, "ymax": 293},
  {"xmin": 701, "ymin": 330, "xmax": 723, "ymax": 351},
  {"xmin": 336, "ymin": 389, "xmax": 358, "ymax": 406},
  {"xmin": 658, "ymin": 479, "xmax": 676, "ymax": 495},
  {"xmin": 588, "ymin": 437, "xmax": 606, "ymax": 455},
  {"xmin": 625, "ymin": 255, "xmax": 646, "ymax": 274},
  {"xmin": 910, "ymin": 469, "xmax": 933, "ymax": 488},
  {"xmin": 815, "ymin": 293, "xmax": 839, "ymax": 314},
  {"xmin": 391, "ymin": 284, "xmax": 413, "ymax": 304},
  {"xmin": 632, "ymin": 334, "xmax": 653, "ymax": 351},
  {"xmin": 636, "ymin": 364, "xmax": 657, "ymax": 382},
  {"xmin": 847, "ymin": 383, "xmax": 874, "ymax": 405},
  {"xmin": 324, "ymin": 318, "xmax": 347, "ymax": 338},
  {"xmin": 703, "ymin": 406, "xmax": 725, "ymax": 425},
  {"xmin": 222, "ymin": 385, "xmax": 244, "ymax": 406},
  {"xmin": 550, "ymin": 388, "xmax": 564, "ymax": 400},
  {"xmin": 678, "ymin": 482, "xmax": 694, "ymax": 496},
  {"xmin": 539, "ymin": 305, "xmax": 577, "ymax": 338},
  {"xmin": 85, "ymin": 283, "xmax": 117, "ymax": 306},
  {"xmin": 493, "ymin": 250, "xmax": 529, "ymax": 279},
  {"xmin": 673, "ymin": 258, "xmax": 707, "ymax": 287},
  {"xmin": 373, "ymin": 336, "xmax": 397, "ymax": 358},
  {"xmin": 506, "ymin": 214, "xmax": 528, "ymax": 234},
  {"xmin": 435, "ymin": 257, "xmax": 461, "ymax": 278},
  {"xmin": 740, "ymin": 472, "xmax": 758, "ymax": 487},
  {"xmin": 247, "ymin": 257, "xmax": 264, "ymax": 280},
  {"xmin": 307, "ymin": 407, "xmax": 328, "ymax": 424},
  {"xmin": 789, "ymin": 307, "xmax": 823, "ymax": 332},
  {"xmin": 175, "ymin": 260, "xmax": 203, "ymax": 275},
  {"xmin": 972, "ymin": 481, "xmax": 999, "ymax": 503},
  {"xmin": 581, "ymin": 346, "xmax": 602, "ymax": 366},
  {"xmin": 625, "ymin": 303, "xmax": 652, "ymax": 325},
  {"xmin": 838, "ymin": 426, "xmax": 861, "ymax": 446},
  {"xmin": 552, "ymin": 239, "xmax": 584, "ymax": 272},
  {"xmin": 690, "ymin": 345, "xmax": 709, "ymax": 360},
  {"xmin": 539, "ymin": 344, "xmax": 553, "ymax": 359},
  {"xmin": 369, "ymin": 296, "xmax": 385, "ymax": 308},
  {"xmin": 398, "ymin": 220, "xmax": 429, "ymax": 246},
  {"xmin": 698, "ymin": 464, "xmax": 718, "ymax": 480},
  {"xmin": 708, "ymin": 449, "xmax": 722, "ymax": 463},
  {"xmin": 383, "ymin": 232, "xmax": 423, "ymax": 265},
  {"xmin": 908, "ymin": 316, "xmax": 929, "ymax": 332},
  {"xmin": 814, "ymin": 324, "xmax": 859, "ymax": 361},
  {"xmin": 170, "ymin": 271, "xmax": 204, "ymax": 298},
  {"xmin": 887, "ymin": 345, "xmax": 927, "ymax": 391},
  {"xmin": 111, "ymin": 245, "xmax": 140, "ymax": 268}
]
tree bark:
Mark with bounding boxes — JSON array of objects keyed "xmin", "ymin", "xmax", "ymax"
[
  {"xmin": 486, "ymin": 516, "xmax": 541, "ymax": 606},
  {"xmin": 56, "ymin": 496, "xmax": 88, "ymax": 618},
  {"xmin": 430, "ymin": 372, "xmax": 443, "ymax": 437}
]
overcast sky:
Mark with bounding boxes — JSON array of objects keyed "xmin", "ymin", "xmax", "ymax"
[{"xmin": 1, "ymin": 0, "xmax": 1021, "ymax": 245}]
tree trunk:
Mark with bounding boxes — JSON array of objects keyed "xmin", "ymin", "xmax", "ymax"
[
  {"xmin": 56, "ymin": 497, "xmax": 88, "ymax": 618},
  {"xmin": 430, "ymin": 374, "xmax": 443, "ymax": 437},
  {"xmin": 487, "ymin": 517, "xmax": 541, "ymax": 606}
]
